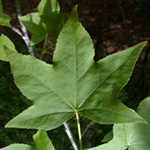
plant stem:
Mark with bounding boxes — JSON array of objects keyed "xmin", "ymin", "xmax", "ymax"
[
  {"xmin": 64, "ymin": 122, "xmax": 78, "ymax": 150},
  {"xmin": 15, "ymin": 0, "xmax": 35, "ymax": 57},
  {"xmin": 40, "ymin": 34, "xmax": 49, "ymax": 59},
  {"xmin": 82, "ymin": 121, "xmax": 93, "ymax": 137},
  {"xmin": 43, "ymin": 34, "xmax": 49, "ymax": 49},
  {"xmin": 75, "ymin": 110, "xmax": 82, "ymax": 150}
]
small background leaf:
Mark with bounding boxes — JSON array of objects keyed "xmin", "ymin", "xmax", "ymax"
[
  {"xmin": 33, "ymin": 129, "xmax": 55, "ymax": 150},
  {"xmin": 19, "ymin": 13, "xmax": 47, "ymax": 46},
  {"xmin": 0, "ymin": 130, "xmax": 55, "ymax": 150},
  {"xmin": 0, "ymin": 144, "xmax": 32, "ymax": 150},
  {"xmin": 38, "ymin": 0, "xmax": 60, "ymax": 15},
  {"xmin": 101, "ymin": 131, "xmax": 113, "ymax": 143},
  {"xmin": 38, "ymin": 0, "xmax": 68, "ymax": 40},
  {"xmin": 0, "ymin": 34, "xmax": 16, "ymax": 61},
  {"xmin": 0, "ymin": 0, "xmax": 11, "ymax": 27},
  {"xmin": 87, "ymin": 97, "xmax": 150, "ymax": 150}
]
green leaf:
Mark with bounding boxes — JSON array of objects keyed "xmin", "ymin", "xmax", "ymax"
[
  {"xmin": 38, "ymin": 0, "xmax": 60, "ymax": 15},
  {"xmin": 38, "ymin": 0, "xmax": 69, "ymax": 40},
  {"xmin": 19, "ymin": 13, "xmax": 47, "ymax": 46},
  {"xmin": 101, "ymin": 131, "xmax": 113, "ymax": 143},
  {"xmin": 19, "ymin": 0, "xmax": 68, "ymax": 44},
  {"xmin": 0, "ymin": 34, "xmax": 16, "ymax": 61},
  {"xmin": 0, "ymin": 130, "xmax": 55, "ymax": 150},
  {"xmin": 0, "ymin": 0, "xmax": 11, "ymax": 27},
  {"xmin": 0, "ymin": 144, "xmax": 32, "ymax": 150},
  {"xmin": 87, "ymin": 97, "xmax": 150, "ymax": 150},
  {"xmin": 33, "ymin": 129, "xmax": 55, "ymax": 150},
  {"xmin": 5, "ymin": 7, "xmax": 146, "ymax": 130}
]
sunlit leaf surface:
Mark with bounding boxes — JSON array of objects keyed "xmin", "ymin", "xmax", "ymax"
[
  {"xmin": 88, "ymin": 97, "xmax": 150, "ymax": 150},
  {"xmin": 4, "ymin": 7, "xmax": 146, "ymax": 130}
]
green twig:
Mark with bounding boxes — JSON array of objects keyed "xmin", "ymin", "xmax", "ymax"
[
  {"xmin": 75, "ymin": 110, "xmax": 82, "ymax": 150},
  {"xmin": 40, "ymin": 34, "xmax": 49, "ymax": 59},
  {"xmin": 82, "ymin": 121, "xmax": 93, "ymax": 137},
  {"xmin": 43, "ymin": 34, "xmax": 49, "ymax": 49}
]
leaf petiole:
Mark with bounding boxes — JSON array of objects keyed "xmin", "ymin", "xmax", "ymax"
[{"xmin": 75, "ymin": 110, "xmax": 82, "ymax": 150}]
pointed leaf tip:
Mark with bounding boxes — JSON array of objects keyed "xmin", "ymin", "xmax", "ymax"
[
  {"xmin": 137, "ymin": 41, "xmax": 147, "ymax": 49},
  {"xmin": 0, "ymin": 0, "xmax": 11, "ymax": 27},
  {"xmin": 73, "ymin": 5, "xmax": 78, "ymax": 11},
  {"xmin": 87, "ymin": 97, "xmax": 150, "ymax": 150},
  {"xmin": 33, "ymin": 129, "xmax": 55, "ymax": 150},
  {"xmin": 4, "ymin": 46, "xmax": 16, "ymax": 58},
  {"xmin": 69, "ymin": 5, "xmax": 78, "ymax": 21},
  {"xmin": 0, "ymin": 35, "xmax": 16, "ymax": 62}
]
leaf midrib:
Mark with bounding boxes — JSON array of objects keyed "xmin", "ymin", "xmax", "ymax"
[
  {"xmin": 78, "ymin": 49, "xmax": 136, "ymax": 108},
  {"xmin": 79, "ymin": 108, "xmax": 138, "ymax": 121},
  {"xmin": 16, "ymin": 111, "xmax": 74, "ymax": 127},
  {"xmin": 14, "ymin": 59, "xmax": 74, "ymax": 110},
  {"xmin": 74, "ymin": 27, "xmax": 77, "ymax": 108}
]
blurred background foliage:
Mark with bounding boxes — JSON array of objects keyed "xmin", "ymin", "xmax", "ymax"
[{"xmin": 0, "ymin": 0, "xmax": 150, "ymax": 149}]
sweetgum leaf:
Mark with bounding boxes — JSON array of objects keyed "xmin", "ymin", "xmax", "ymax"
[
  {"xmin": 38, "ymin": 0, "xmax": 69, "ymax": 40},
  {"xmin": 0, "ymin": 144, "xmax": 32, "ymax": 150},
  {"xmin": 0, "ymin": 0, "xmax": 11, "ymax": 27},
  {"xmin": 0, "ymin": 34, "xmax": 16, "ymax": 61},
  {"xmin": 38, "ymin": 0, "xmax": 60, "ymax": 14},
  {"xmin": 0, "ymin": 130, "xmax": 55, "ymax": 150},
  {"xmin": 19, "ymin": 13, "xmax": 47, "ymax": 46},
  {"xmin": 87, "ymin": 97, "xmax": 150, "ymax": 150},
  {"xmin": 33, "ymin": 129, "xmax": 55, "ymax": 150},
  {"xmin": 5, "ymin": 7, "xmax": 146, "ymax": 130},
  {"xmin": 101, "ymin": 131, "xmax": 113, "ymax": 143},
  {"xmin": 19, "ymin": 0, "xmax": 68, "ymax": 45}
]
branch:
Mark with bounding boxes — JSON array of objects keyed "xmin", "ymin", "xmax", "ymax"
[
  {"xmin": 81, "ymin": 121, "xmax": 93, "ymax": 137},
  {"xmin": 15, "ymin": 0, "xmax": 35, "ymax": 57},
  {"xmin": 11, "ymin": 27, "xmax": 23, "ymax": 36},
  {"xmin": 64, "ymin": 122, "xmax": 79, "ymax": 150}
]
